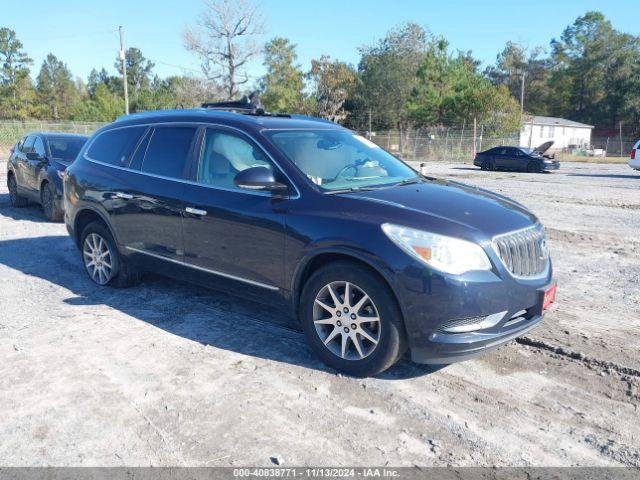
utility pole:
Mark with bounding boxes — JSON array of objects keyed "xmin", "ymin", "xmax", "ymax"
[
  {"xmin": 520, "ymin": 71, "xmax": 526, "ymax": 114},
  {"xmin": 368, "ymin": 109, "xmax": 372, "ymax": 139},
  {"xmin": 119, "ymin": 26, "xmax": 129, "ymax": 115}
]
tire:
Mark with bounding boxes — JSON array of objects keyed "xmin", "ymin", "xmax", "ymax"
[
  {"xmin": 526, "ymin": 162, "xmax": 540, "ymax": 173},
  {"xmin": 41, "ymin": 181, "xmax": 63, "ymax": 222},
  {"xmin": 486, "ymin": 160, "xmax": 496, "ymax": 171},
  {"xmin": 480, "ymin": 161, "xmax": 488, "ymax": 171},
  {"xmin": 7, "ymin": 174, "xmax": 29, "ymax": 207},
  {"xmin": 300, "ymin": 261, "xmax": 407, "ymax": 377},
  {"xmin": 80, "ymin": 221, "xmax": 141, "ymax": 288}
]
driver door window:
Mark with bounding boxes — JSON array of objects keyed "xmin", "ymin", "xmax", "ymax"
[
  {"xmin": 21, "ymin": 136, "xmax": 36, "ymax": 154},
  {"xmin": 197, "ymin": 129, "xmax": 272, "ymax": 191},
  {"xmin": 33, "ymin": 137, "xmax": 46, "ymax": 157}
]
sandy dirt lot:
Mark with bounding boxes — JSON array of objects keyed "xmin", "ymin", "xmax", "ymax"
[{"xmin": 0, "ymin": 160, "xmax": 638, "ymax": 467}]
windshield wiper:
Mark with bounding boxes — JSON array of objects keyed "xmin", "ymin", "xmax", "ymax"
[
  {"xmin": 325, "ymin": 186, "xmax": 382, "ymax": 194},
  {"xmin": 395, "ymin": 178, "xmax": 422, "ymax": 186}
]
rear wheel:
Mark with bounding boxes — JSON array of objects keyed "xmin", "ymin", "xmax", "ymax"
[
  {"xmin": 41, "ymin": 182, "xmax": 63, "ymax": 222},
  {"xmin": 80, "ymin": 221, "xmax": 141, "ymax": 288},
  {"xmin": 484, "ymin": 159, "xmax": 496, "ymax": 171},
  {"xmin": 300, "ymin": 261, "xmax": 407, "ymax": 377},
  {"xmin": 7, "ymin": 174, "xmax": 28, "ymax": 207}
]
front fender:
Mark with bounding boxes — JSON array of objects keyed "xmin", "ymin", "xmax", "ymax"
[{"xmin": 290, "ymin": 244, "xmax": 409, "ymax": 325}]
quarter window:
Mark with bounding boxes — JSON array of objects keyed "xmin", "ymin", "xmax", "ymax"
[
  {"xmin": 141, "ymin": 126, "xmax": 197, "ymax": 179},
  {"xmin": 86, "ymin": 127, "xmax": 145, "ymax": 167},
  {"xmin": 197, "ymin": 129, "xmax": 272, "ymax": 190}
]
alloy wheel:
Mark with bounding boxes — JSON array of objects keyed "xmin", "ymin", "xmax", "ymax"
[
  {"xmin": 83, "ymin": 233, "xmax": 114, "ymax": 285},
  {"xmin": 313, "ymin": 281, "xmax": 381, "ymax": 360}
]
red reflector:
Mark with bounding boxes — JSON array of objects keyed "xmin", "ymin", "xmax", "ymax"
[
  {"xmin": 631, "ymin": 149, "xmax": 636, "ymax": 160},
  {"xmin": 543, "ymin": 284, "xmax": 556, "ymax": 311}
]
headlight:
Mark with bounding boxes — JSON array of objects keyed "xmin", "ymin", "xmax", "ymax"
[
  {"xmin": 381, "ymin": 223, "xmax": 492, "ymax": 275},
  {"xmin": 57, "ymin": 170, "xmax": 65, "ymax": 179}
]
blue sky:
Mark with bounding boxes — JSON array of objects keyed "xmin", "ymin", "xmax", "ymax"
[{"xmin": 7, "ymin": 0, "xmax": 638, "ymax": 86}]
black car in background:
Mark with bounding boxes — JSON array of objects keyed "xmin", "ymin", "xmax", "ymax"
[
  {"xmin": 7, "ymin": 132, "xmax": 88, "ymax": 221},
  {"xmin": 63, "ymin": 102, "xmax": 555, "ymax": 377},
  {"xmin": 474, "ymin": 141, "xmax": 560, "ymax": 173}
]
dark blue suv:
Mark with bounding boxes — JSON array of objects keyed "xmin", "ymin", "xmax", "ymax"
[
  {"xmin": 7, "ymin": 132, "xmax": 88, "ymax": 221},
  {"xmin": 63, "ymin": 101, "xmax": 556, "ymax": 376}
]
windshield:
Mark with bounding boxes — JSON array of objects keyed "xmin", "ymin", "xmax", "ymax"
[
  {"xmin": 520, "ymin": 147, "xmax": 540, "ymax": 156},
  {"xmin": 48, "ymin": 136, "xmax": 87, "ymax": 161},
  {"xmin": 264, "ymin": 129, "xmax": 418, "ymax": 192}
]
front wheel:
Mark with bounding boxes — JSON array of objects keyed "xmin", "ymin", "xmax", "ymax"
[
  {"xmin": 80, "ymin": 221, "xmax": 141, "ymax": 288},
  {"xmin": 300, "ymin": 261, "xmax": 407, "ymax": 377},
  {"xmin": 8, "ymin": 174, "xmax": 29, "ymax": 207},
  {"xmin": 483, "ymin": 160, "xmax": 496, "ymax": 171},
  {"xmin": 526, "ymin": 162, "xmax": 540, "ymax": 173}
]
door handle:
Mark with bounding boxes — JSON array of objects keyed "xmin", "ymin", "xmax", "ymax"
[
  {"xmin": 185, "ymin": 207, "xmax": 207, "ymax": 216},
  {"xmin": 114, "ymin": 192, "xmax": 133, "ymax": 200}
]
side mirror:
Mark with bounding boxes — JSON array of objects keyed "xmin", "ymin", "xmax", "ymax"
[
  {"xmin": 234, "ymin": 166, "xmax": 288, "ymax": 192},
  {"xmin": 26, "ymin": 152, "xmax": 46, "ymax": 162}
]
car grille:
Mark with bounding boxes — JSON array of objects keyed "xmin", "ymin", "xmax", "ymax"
[{"xmin": 492, "ymin": 226, "xmax": 549, "ymax": 278}]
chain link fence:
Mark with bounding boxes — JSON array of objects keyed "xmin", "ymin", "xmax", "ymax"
[
  {"xmin": 361, "ymin": 128, "xmax": 518, "ymax": 162},
  {"xmin": 0, "ymin": 120, "xmax": 635, "ymax": 163},
  {"xmin": 361, "ymin": 129, "xmax": 636, "ymax": 163},
  {"xmin": 0, "ymin": 120, "xmax": 105, "ymax": 153}
]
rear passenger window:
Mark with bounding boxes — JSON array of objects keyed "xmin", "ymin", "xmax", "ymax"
[
  {"xmin": 141, "ymin": 126, "xmax": 196, "ymax": 179},
  {"xmin": 86, "ymin": 127, "xmax": 145, "ymax": 167}
]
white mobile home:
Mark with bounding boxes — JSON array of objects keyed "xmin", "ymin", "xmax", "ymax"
[{"xmin": 520, "ymin": 116, "xmax": 593, "ymax": 149}]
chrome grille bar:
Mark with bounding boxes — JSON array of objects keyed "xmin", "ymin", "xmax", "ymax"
[{"xmin": 493, "ymin": 226, "xmax": 549, "ymax": 278}]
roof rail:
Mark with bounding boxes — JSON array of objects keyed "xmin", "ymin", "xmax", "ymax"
[{"xmin": 201, "ymin": 92, "xmax": 290, "ymax": 118}]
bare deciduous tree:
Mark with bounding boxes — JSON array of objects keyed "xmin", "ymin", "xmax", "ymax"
[{"xmin": 183, "ymin": 0, "xmax": 265, "ymax": 100}]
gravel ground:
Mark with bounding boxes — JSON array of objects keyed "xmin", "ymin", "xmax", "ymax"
[{"xmin": 0, "ymin": 160, "xmax": 639, "ymax": 467}]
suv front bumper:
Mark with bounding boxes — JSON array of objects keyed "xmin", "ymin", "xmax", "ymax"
[{"xmin": 408, "ymin": 281, "xmax": 553, "ymax": 364}]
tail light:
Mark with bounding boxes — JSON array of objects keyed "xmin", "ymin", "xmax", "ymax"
[{"xmin": 631, "ymin": 149, "xmax": 637, "ymax": 160}]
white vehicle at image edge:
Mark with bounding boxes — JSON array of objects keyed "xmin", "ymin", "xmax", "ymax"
[{"xmin": 630, "ymin": 139, "xmax": 640, "ymax": 171}]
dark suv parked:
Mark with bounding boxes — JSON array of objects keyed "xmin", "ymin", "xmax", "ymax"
[
  {"xmin": 7, "ymin": 132, "xmax": 88, "ymax": 221},
  {"xmin": 63, "ymin": 103, "xmax": 556, "ymax": 376}
]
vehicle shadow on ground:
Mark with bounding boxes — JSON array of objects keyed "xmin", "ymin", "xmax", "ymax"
[
  {"xmin": 0, "ymin": 232, "xmax": 441, "ymax": 380},
  {"xmin": 0, "ymin": 194, "xmax": 50, "ymax": 223},
  {"xmin": 567, "ymin": 173, "xmax": 639, "ymax": 180}
]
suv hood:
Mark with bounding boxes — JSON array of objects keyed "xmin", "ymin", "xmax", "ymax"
[{"xmin": 345, "ymin": 179, "xmax": 538, "ymax": 239}]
